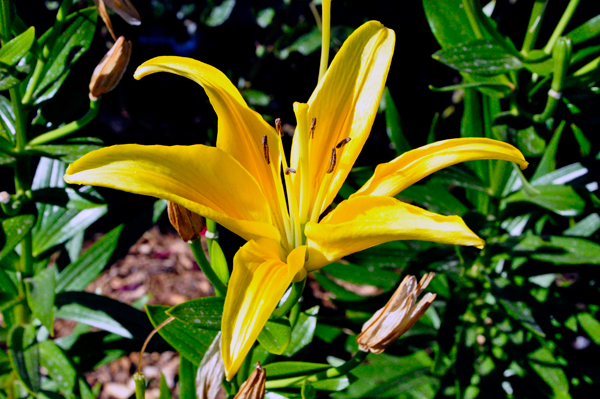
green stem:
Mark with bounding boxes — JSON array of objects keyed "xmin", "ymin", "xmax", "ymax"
[
  {"xmin": 318, "ymin": 0, "xmax": 330, "ymax": 82},
  {"xmin": 543, "ymin": 0, "xmax": 579, "ymax": 54},
  {"xmin": 134, "ymin": 373, "xmax": 146, "ymax": 399},
  {"xmin": 270, "ymin": 279, "xmax": 305, "ymax": 319},
  {"xmin": 205, "ymin": 218, "xmax": 218, "ymax": 257},
  {"xmin": 189, "ymin": 238, "xmax": 227, "ymax": 297},
  {"xmin": 462, "ymin": 0, "xmax": 484, "ymax": 39},
  {"xmin": 22, "ymin": 0, "xmax": 73, "ymax": 105},
  {"xmin": 522, "ymin": 0, "xmax": 549, "ymax": 54},
  {"xmin": 0, "ymin": 0, "xmax": 11, "ymax": 42},
  {"xmin": 265, "ymin": 350, "xmax": 368, "ymax": 389},
  {"xmin": 28, "ymin": 98, "xmax": 100, "ymax": 146},
  {"xmin": 534, "ymin": 37, "xmax": 571, "ymax": 123}
]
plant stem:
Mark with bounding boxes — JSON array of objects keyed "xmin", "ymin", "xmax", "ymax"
[
  {"xmin": 134, "ymin": 373, "xmax": 146, "ymax": 399},
  {"xmin": 543, "ymin": 0, "xmax": 579, "ymax": 54},
  {"xmin": 522, "ymin": 0, "xmax": 549, "ymax": 54},
  {"xmin": 318, "ymin": 0, "xmax": 331, "ymax": 82},
  {"xmin": 22, "ymin": 0, "xmax": 73, "ymax": 105},
  {"xmin": 265, "ymin": 350, "xmax": 368, "ymax": 389},
  {"xmin": 0, "ymin": 0, "xmax": 11, "ymax": 42},
  {"xmin": 534, "ymin": 37, "xmax": 571, "ymax": 122},
  {"xmin": 189, "ymin": 238, "xmax": 227, "ymax": 297},
  {"xmin": 28, "ymin": 98, "xmax": 100, "ymax": 145},
  {"xmin": 462, "ymin": 0, "xmax": 484, "ymax": 39},
  {"xmin": 270, "ymin": 279, "xmax": 305, "ymax": 319}
]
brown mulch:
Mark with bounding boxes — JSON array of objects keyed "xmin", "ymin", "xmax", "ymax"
[{"xmin": 79, "ymin": 227, "xmax": 214, "ymax": 399}]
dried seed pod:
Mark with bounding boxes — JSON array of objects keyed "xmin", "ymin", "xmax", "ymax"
[
  {"xmin": 94, "ymin": 0, "xmax": 116, "ymax": 40},
  {"xmin": 356, "ymin": 273, "xmax": 436, "ymax": 354},
  {"xmin": 167, "ymin": 201, "xmax": 206, "ymax": 242},
  {"xmin": 103, "ymin": 0, "xmax": 141, "ymax": 25},
  {"xmin": 234, "ymin": 362, "xmax": 266, "ymax": 399},
  {"xmin": 89, "ymin": 36, "xmax": 132, "ymax": 100},
  {"xmin": 196, "ymin": 332, "xmax": 225, "ymax": 399}
]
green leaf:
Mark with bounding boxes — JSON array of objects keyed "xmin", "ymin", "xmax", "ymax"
[
  {"xmin": 0, "ymin": 27, "xmax": 35, "ymax": 66},
  {"xmin": 314, "ymin": 273, "xmax": 365, "ymax": 302},
  {"xmin": 210, "ymin": 240, "xmax": 230, "ymax": 286},
  {"xmin": 264, "ymin": 362, "xmax": 330, "ymax": 379},
  {"xmin": 531, "ymin": 121, "xmax": 566, "ymax": 181},
  {"xmin": 517, "ymin": 126, "xmax": 546, "ymax": 157},
  {"xmin": 25, "ymin": 266, "xmax": 56, "ymax": 335},
  {"xmin": 159, "ymin": 373, "xmax": 172, "ymax": 399},
  {"xmin": 38, "ymin": 341, "xmax": 77, "ymax": 397},
  {"xmin": 55, "ymin": 301, "xmax": 133, "ymax": 339},
  {"xmin": 27, "ymin": 143, "xmax": 104, "ymax": 163},
  {"xmin": 515, "ymin": 234, "xmax": 600, "ymax": 265},
  {"xmin": 321, "ymin": 262, "xmax": 399, "ymax": 292},
  {"xmin": 528, "ymin": 347, "xmax": 571, "ymax": 399},
  {"xmin": 147, "ymin": 304, "xmax": 218, "ymax": 365},
  {"xmin": 258, "ymin": 319, "xmax": 291, "ymax": 355},
  {"xmin": 311, "ymin": 376, "xmax": 350, "ymax": 392},
  {"xmin": 433, "ymin": 40, "xmax": 522, "ymax": 75},
  {"xmin": 278, "ymin": 27, "xmax": 321, "ymax": 59},
  {"xmin": 301, "ymin": 381, "xmax": 316, "ymax": 399},
  {"xmin": 166, "ymin": 297, "xmax": 224, "ymax": 330},
  {"xmin": 429, "ymin": 164, "xmax": 489, "ymax": 193},
  {"xmin": 256, "ymin": 8, "xmax": 275, "ymax": 28},
  {"xmin": 567, "ymin": 15, "xmax": 600, "ymax": 45},
  {"xmin": 179, "ymin": 356, "xmax": 196, "ymax": 399},
  {"xmin": 153, "ymin": 199, "xmax": 168, "ymax": 223},
  {"xmin": 563, "ymin": 213, "xmax": 600, "ymax": 237},
  {"xmin": 8, "ymin": 324, "xmax": 40, "ymax": 395},
  {"xmin": 0, "ymin": 94, "xmax": 15, "ymax": 140},
  {"xmin": 33, "ymin": 8, "xmax": 98, "ymax": 104},
  {"xmin": 577, "ymin": 313, "xmax": 600, "ymax": 345},
  {"xmin": 523, "ymin": 50, "xmax": 554, "ymax": 76},
  {"xmin": 0, "ymin": 215, "xmax": 35, "ymax": 262},
  {"xmin": 283, "ymin": 306, "xmax": 318, "ymax": 357},
  {"xmin": 531, "ymin": 162, "xmax": 588, "ymax": 187},
  {"xmin": 55, "ymin": 291, "xmax": 153, "ymax": 340},
  {"xmin": 383, "ymin": 87, "xmax": 410, "ymax": 155},
  {"xmin": 202, "ymin": 0, "xmax": 236, "ymax": 27},
  {"xmin": 499, "ymin": 299, "xmax": 544, "ymax": 336},
  {"xmin": 503, "ymin": 185, "xmax": 585, "ymax": 217},
  {"xmin": 336, "ymin": 351, "xmax": 433, "ymax": 398},
  {"xmin": 570, "ymin": 123, "xmax": 591, "ymax": 156},
  {"xmin": 56, "ymin": 224, "xmax": 123, "ymax": 292},
  {"xmin": 0, "ymin": 61, "xmax": 31, "ymax": 91},
  {"xmin": 32, "ymin": 186, "xmax": 105, "ymax": 210},
  {"xmin": 398, "ymin": 182, "xmax": 469, "ymax": 216}
]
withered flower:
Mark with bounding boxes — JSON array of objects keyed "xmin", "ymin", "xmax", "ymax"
[
  {"xmin": 103, "ymin": 0, "xmax": 141, "ymax": 26},
  {"xmin": 357, "ymin": 273, "xmax": 436, "ymax": 354},
  {"xmin": 234, "ymin": 363, "xmax": 266, "ymax": 399},
  {"xmin": 196, "ymin": 332, "xmax": 225, "ymax": 399},
  {"xmin": 167, "ymin": 201, "xmax": 206, "ymax": 242},
  {"xmin": 94, "ymin": 0, "xmax": 116, "ymax": 40},
  {"xmin": 89, "ymin": 36, "xmax": 132, "ymax": 100}
]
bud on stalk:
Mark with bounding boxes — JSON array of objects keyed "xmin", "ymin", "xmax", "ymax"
[
  {"xmin": 103, "ymin": 0, "xmax": 141, "ymax": 26},
  {"xmin": 357, "ymin": 273, "xmax": 436, "ymax": 354},
  {"xmin": 167, "ymin": 201, "xmax": 206, "ymax": 242},
  {"xmin": 234, "ymin": 363, "xmax": 266, "ymax": 399},
  {"xmin": 89, "ymin": 36, "xmax": 132, "ymax": 100}
]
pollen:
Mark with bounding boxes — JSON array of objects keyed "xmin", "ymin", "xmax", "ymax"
[
  {"xmin": 262, "ymin": 135, "xmax": 270, "ymax": 164},
  {"xmin": 326, "ymin": 147, "xmax": 336, "ymax": 173},
  {"xmin": 285, "ymin": 168, "xmax": 296, "ymax": 175},
  {"xmin": 336, "ymin": 137, "xmax": 351, "ymax": 148},
  {"xmin": 310, "ymin": 117, "xmax": 317, "ymax": 138}
]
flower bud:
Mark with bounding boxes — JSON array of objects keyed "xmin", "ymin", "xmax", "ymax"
[
  {"xmin": 234, "ymin": 363, "xmax": 266, "ymax": 399},
  {"xmin": 196, "ymin": 332, "xmax": 225, "ymax": 399},
  {"xmin": 167, "ymin": 201, "xmax": 206, "ymax": 242},
  {"xmin": 89, "ymin": 36, "xmax": 132, "ymax": 100},
  {"xmin": 103, "ymin": 0, "xmax": 141, "ymax": 26},
  {"xmin": 356, "ymin": 273, "xmax": 436, "ymax": 354},
  {"xmin": 94, "ymin": 0, "xmax": 116, "ymax": 40}
]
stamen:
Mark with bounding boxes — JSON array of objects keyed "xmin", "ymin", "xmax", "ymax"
[
  {"xmin": 285, "ymin": 168, "xmax": 296, "ymax": 175},
  {"xmin": 326, "ymin": 147, "xmax": 336, "ymax": 173},
  {"xmin": 310, "ymin": 117, "xmax": 317, "ymax": 138},
  {"xmin": 336, "ymin": 137, "xmax": 351, "ymax": 148},
  {"xmin": 275, "ymin": 118, "xmax": 283, "ymax": 137},
  {"xmin": 262, "ymin": 135, "xmax": 270, "ymax": 164}
]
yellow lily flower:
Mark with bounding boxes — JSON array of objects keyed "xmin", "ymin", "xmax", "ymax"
[{"xmin": 64, "ymin": 21, "xmax": 527, "ymax": 379}]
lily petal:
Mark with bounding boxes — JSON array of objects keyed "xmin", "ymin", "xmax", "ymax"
[
  {"xmin": 64, "ymin": 144, "xmax": 279, "ymax": 242},
  {"xmin": 222, "ymin": 239, "xmax": 306, "ymax": 380},
  {"xmin": 304, "ymin": 196, "xmax": 484, "ymax": 271},
  {"xmin": 134, "ymin": 57, "xmax": 289, "ymax": 238},
  {"xmin": 352, "ymin": 138, "xmax": 528, "ymax": 198},
  {"xmin": 290, "ymin": 21, "xmax": 395, "ymax": 219}
]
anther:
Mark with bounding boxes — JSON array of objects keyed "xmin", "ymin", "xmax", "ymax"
[
  {"xmin": 326, "ymin": 147, "xmax": 337, "ymax": 174},
  {"xmin": 336, "ymin": 137, "xmax": 351, "ymax": 148},
  {"xmin": 275, "ymin": 118, "xmax": 283, "ymax": 137},
  {"xmin": 262, "ymin": 135, "xmax": 270, "ymax": 164},
  {"xmin": 285, "ymin": 168, "xmax": 296, "ymax": 175},
  {"xmin": 310, "ymin": 117, "xmax": 317, "ymax": 138}
]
